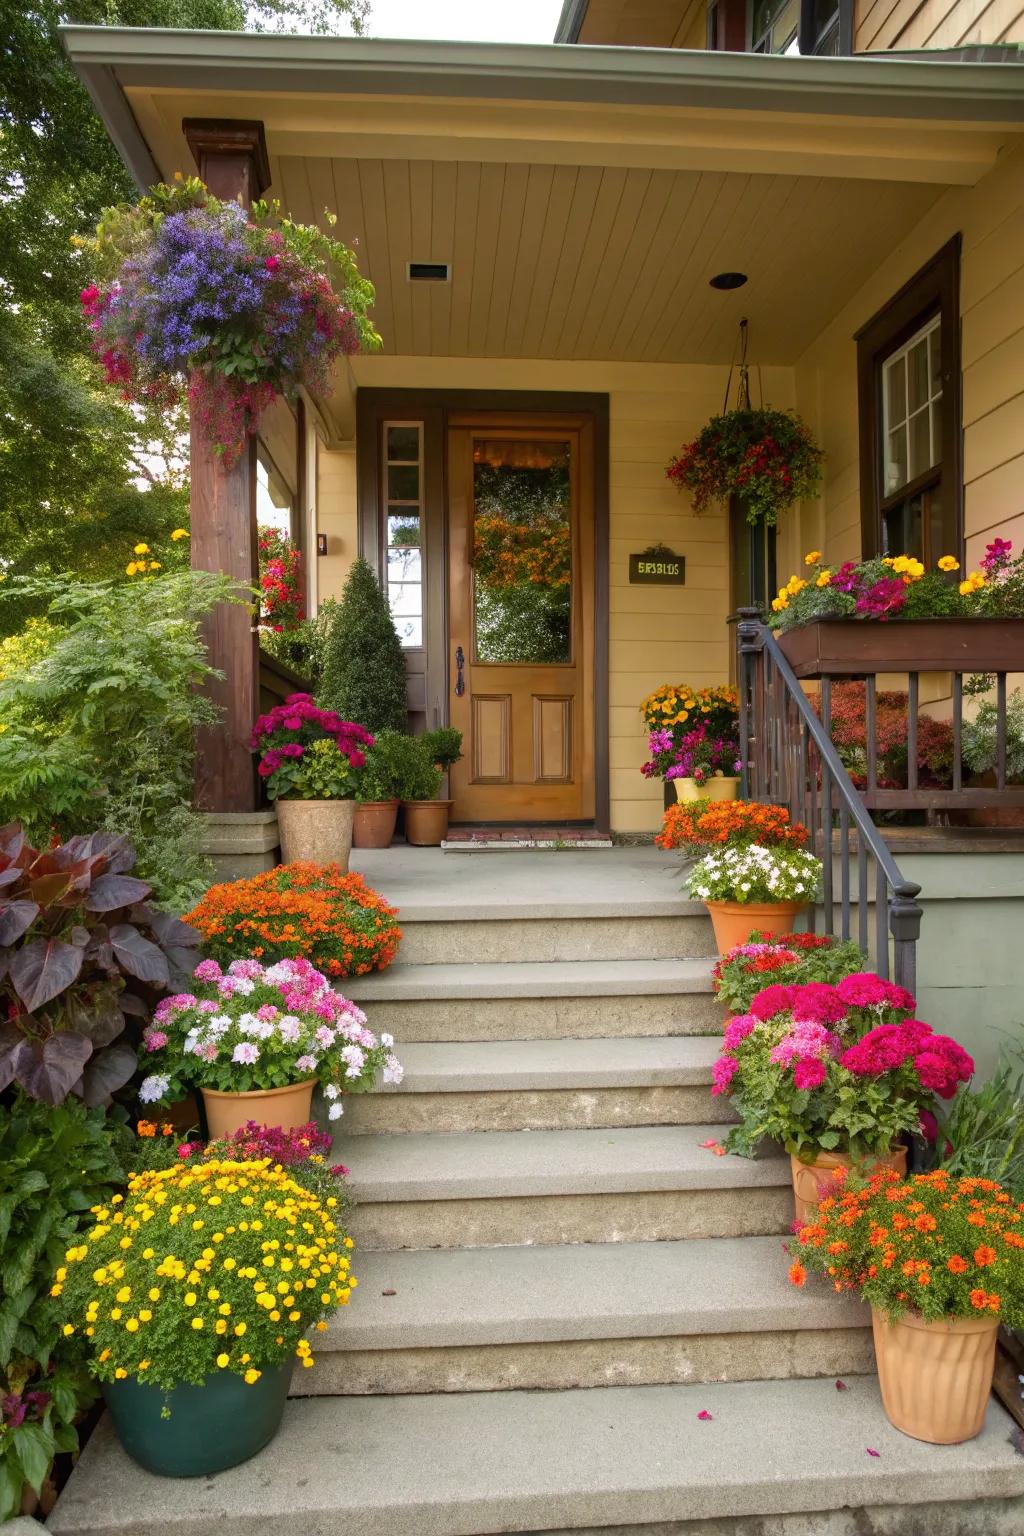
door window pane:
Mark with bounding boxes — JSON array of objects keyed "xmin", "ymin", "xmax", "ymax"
[
  {"xmin": 383, "ymin": 422, "xmax": 424, "ymax": 649},
  {"xmin": 472, "ymin": 439, "xmax": 572, "ymax": 665}
]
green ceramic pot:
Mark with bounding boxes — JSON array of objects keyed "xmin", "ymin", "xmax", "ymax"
[{"xmin": 101, "ymin": 1360, "xmax": 291, "ymax": 1477}]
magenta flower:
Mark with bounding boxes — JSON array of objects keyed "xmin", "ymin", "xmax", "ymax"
[
  {"xmin": 750, "ymin": 984, "xmax": 797, "ymax": 1021},
  {"xmin": 793, "ymin": 1056, "xmax": 827, "ymax": 1091},
  {"xmin": 723, "ymin": 1013, "xmax": 757, "ymax": 1050},
  {"xmin": 711, "ymin": 1054, "xmax": 740, "ymax": 1095}
]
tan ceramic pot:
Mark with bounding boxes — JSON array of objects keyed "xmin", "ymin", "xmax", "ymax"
[
  {"xmin": 404, "ymin": 799, "xmax": 453, "ymax": 846},
  {"xmin": 353, "ymin": 800, "xmax": 399, "ymax": 849},
  {"xmin": 275, "ymin": 797, "xmax": 354, "ymax": 869},
  {"xmin": 201, "ymin": 1079, "xmax": 316, "ymax": 1140},
  {"xmin": 872, "ymin": 1307, "xmax": 999, "ymax": 1444},
  {"xmin": 704, "ymin": 899, "xmax": 806, "ymax": 955},
  {"xmin": 790, "ymin": 1145, "xmax": 908, "ymax": 1227},
  {"xmin": 674, "ymin": 776, "xmax": 741, "ymax": 804}
]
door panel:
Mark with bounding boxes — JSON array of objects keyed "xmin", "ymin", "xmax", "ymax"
[{"xmin": 448, "ymin": 416, "xmax": 595, "ymax": 822}]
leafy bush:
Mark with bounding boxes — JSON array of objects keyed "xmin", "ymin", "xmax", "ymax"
[
  {"xmin": 421, "ymin": 726, "xmax": 463, "ymax": 772},
  {"xmin": 0, "ymin": 824, "xmax": 201, "ymax": 1106},
  {"xmin": 962, "ymin": 688, "xmax": 1024, "ymax": 784},
  {"xmin": 0, "ymin": 568, "xmax": 238, "ymax": 909},
  {"xmin": 56, "ymin": 1156, "xmax": 354, "ymax": 1390},
  {"xmin": 934, "ymin": 1056, "xmax": 1024, "ymax": 1195},
  {"xmin": 384, "ymin": 733, "xmax": 443, "ymax": 801},
  {"xmin": 0, "ymin": 1095, "xmax": 128, "ymax": 1522},
  {"xmin": 357, "ymin": 729, "xmax": 410, "ymax": 802},
  {"xmin": 258, "ymin": 598, "xmax": 337, "ymax": 689},
  {"xmin": 320, "ymin": 558, "xmax": 408, "ymax": 734},
  {"xmin": 789, "ymin": 1166, "xmax": 1024, "ymax": 1326},
  {"xmin": 186, "ymin": 863, "xmax": 401, "ymax": 979},
  {"xmin": 822, "ymin": 682, "xmax": 955, "ymax": 790},
  {"xmin": 713, "ymin": 931, "xmax": 865, "ymax": 1017},
  {"xmin": 139, "ymin": 954, "xmax": 402, "ymax": 1111}
]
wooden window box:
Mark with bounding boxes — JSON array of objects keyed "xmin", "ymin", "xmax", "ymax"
[{"xmin": 775, "ymin": 617, "xmax": 1024, "ymax": 679}]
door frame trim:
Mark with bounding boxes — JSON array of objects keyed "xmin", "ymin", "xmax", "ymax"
[{"xmin": 356, "ymin": 388, "xmax": 610, "ymax": 830}]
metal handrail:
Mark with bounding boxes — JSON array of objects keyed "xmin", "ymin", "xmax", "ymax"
[{"xmin": 736, "ymin": 608, "xmax": 923, "ymax": 993}]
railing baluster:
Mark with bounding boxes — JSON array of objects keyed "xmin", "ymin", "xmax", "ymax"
[
  {"xmin": 907, "ymin": 671, "xmax": 919, "ymax": 795},
  {"xmin": 821, "ymin": 761, "xmax": 834, "ymax": 936},
  {"xmin": 876, "ymin": 859, "xmax": 889, "ymax": 980},
  {"xmin": 952, "ymin": 672, "xmax": 963, "ymax": 794},
  {"xmin": 997, "ymin": 672, "xmax": 1008, "ymax": 791},
  {"xmin": 858, "ymin": 831, "xmax": 868, "ymax": 952},
  {"xmin": 839, "ymin": 802, "xmax": 850, "ymax": 940}
]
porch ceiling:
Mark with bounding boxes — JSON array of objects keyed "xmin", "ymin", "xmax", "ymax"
[{"xmin": 62, "ymin": 29, "xmax": 1024, "ymax": 367}]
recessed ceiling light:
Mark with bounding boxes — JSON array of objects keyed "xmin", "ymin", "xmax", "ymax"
[
  {"xmin": 408, "ymin": 261, "xmax": 450, "ymax": 283},
  {"xmin": 709, "ymin": 271, "xmax": 748, "ymax": 291}
]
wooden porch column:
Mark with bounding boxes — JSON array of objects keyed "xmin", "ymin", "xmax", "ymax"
[{"xmin": 183, "ymin": 119, "xmax": 271, "ymax": 813}]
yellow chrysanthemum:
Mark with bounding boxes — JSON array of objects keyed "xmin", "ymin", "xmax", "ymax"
[
  {"xmin": 170, "ymin": 528, "xmax": 189, "ymax": 541},
  {"xmin": 816, "ymin": 570, "xmax": 831, "ymax": 588},
  {"xmin": 938, "ymin": 555, "xmax": 960, "ymax": 572},
  {"xmin": 804, "ymin": 551, "xmax": 822, "ymax": 566},
  {"xmin": 133, "ymin": 543, "xmax": 149, "ymax": 556}
]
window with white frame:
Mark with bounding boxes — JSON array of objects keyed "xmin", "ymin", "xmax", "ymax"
[
  {"xmin": 383, "ymin": 421, "xmax": 424, "ymax": 649},
  {"xmin": 881, "ymin": 315, "xmax": 942, "ymax": 500}
]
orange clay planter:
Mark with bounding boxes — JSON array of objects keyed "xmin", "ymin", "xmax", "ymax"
[
  {"xmin": 201, "ymin": 1078, "xmax": 316, "ymax": 1139},
  {"xmin": 704, "ymin": 900, "xmax": 807, "ymax": 955},
  {"xmin": 353, "ymin": 799, "xmax": 399, "ymax": 849},
  {"xmin": 790, "ymin": 1146, "xmax": 907, "ymax": 1227},
  {"xmin": 872, "ymin": 1308, "xmax": 999, "ymax": 1444}
]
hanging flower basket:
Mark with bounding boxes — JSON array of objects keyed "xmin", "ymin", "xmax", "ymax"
[
  {"xmin": 80, "ymin": 176, "xmax": 381, "ymax": 467},
  {"xmin": 666, "ymin": 407, "xmax": 824, "ymax": 527}
]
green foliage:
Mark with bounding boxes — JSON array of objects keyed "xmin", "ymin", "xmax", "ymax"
[
  {"xmin": 936, "ymin": 1055, "xmax": 1024, "ymax": 1196},
  {"xmin": 258, "ymin": 598, "xmax": 336, "ymax": 688},
  {"xmin": 421, "ymin": 726, "xmax": 463, "ymax": 772},
  {"xmin": 0, "ymin": 1095, "xmax": 128, "ymax": 1521},
  {"xmin": 0, "ymin": 0, "xmax": 366, "ymax": 625},
  {"xmin": 320, "ymin": 558, "xmax": 408, "ymax": 734},
  {"xmin": 0, "ymin": 569, "xmax": 240, "ymax": 908},
  {"xmin": 387, "ymin": 735, "xmax": 444, "ymax": 802},
  {"xmin": 0, "ymin": 618, "xmax": 58, "ymax": 684},
  {"xmin": 269, "ymin": 737, "xmax": 362, "ymax": 801},
  {"xmin": 962, "ymin": 688, "xmax": 1024, "ymax": 783}
]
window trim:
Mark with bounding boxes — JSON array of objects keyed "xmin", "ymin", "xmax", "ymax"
[
  {"xmin": 855, "ymin": 235, "xmax": 963, "ymax": 563},
  {"xmin": 798, "ymin": 0, "xmax": 853, "ymax": 54}
]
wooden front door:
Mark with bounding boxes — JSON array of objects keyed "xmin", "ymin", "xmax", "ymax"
[{"xmin": 447, "ymin": 414, "xmax": 596, "ymax": 823}]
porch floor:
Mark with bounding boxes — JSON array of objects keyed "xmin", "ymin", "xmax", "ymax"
[{"xmin": 349, "ymin": 844, "xmax": 691, "ymax": 919}]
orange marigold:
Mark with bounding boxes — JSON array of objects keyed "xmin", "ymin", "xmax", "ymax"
[
  {"xmin": 947, "ymin": 1255, "xmax": 968, "ymax": 1274},
  {"xmin": 974, "ymin": 1245, "xmax": 997, "ymax": 1268}
]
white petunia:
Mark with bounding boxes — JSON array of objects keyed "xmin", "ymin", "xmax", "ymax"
[{"xmin": 327, "ymin": 1102, "xmax": 343, "ymax": 1121}]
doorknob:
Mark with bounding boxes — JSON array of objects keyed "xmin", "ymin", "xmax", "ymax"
[{"xmin": 455, "ymin": 645, "xmax": 465, "ymax": 697}]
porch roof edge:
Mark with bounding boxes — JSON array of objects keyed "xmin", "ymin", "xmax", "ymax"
[{"xmin": 60, "ymin": 27, "xmax": 1024, "ymax": 128}]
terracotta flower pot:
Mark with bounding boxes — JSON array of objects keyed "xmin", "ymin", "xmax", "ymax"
[
  {"xmin": 704, "ymin": 899, "xmax": 806, "ymax": 955},
  {"xmin": 275, "ymin": 797, "xmax": 354, "ymax": 869},
  {"xmin": 790, "ymin": 1145, "xmax": 908, "ymax": 1227},
  {"xmin": 674, "ymin": 776, "xmax": 741, "ymax": 804},
  {"xmin": 201, "ymin": 1078, "xmax": 316, "ymax": 1140},
  {"xmin": 353, "ymin": 799, "xmax": 399, "ymax": 849},
  {"xmin": 872, "ymin": 1307, "xmax": 999, "ymax": 1444},
  {"xmin": 403, "ymin": 799, "xmax": 453, "ymax": 846}
]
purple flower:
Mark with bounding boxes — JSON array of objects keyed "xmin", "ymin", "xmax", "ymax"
[{"xmin": 981, "ymin": 537, "xmax": 1012, "ymax": 576}]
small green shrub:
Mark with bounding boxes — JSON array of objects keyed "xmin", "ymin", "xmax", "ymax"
[
  {"xmin": 962, "ymin": 689, "xmax": 1024, "ymax": 784},
  {"xmin": 422, "ymin": 725, "xmax": 463, "ymax": 771},
  {"xmin": 359, "ymin": 731, "xmax": 441, "ymax": 801},
  {"xmin": 320, "ymin": 558, "xmax": 407, "ymax": 734}
]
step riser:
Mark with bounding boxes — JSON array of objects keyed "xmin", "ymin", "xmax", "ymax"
[
  {"xmin": 343, "ymin": 1086, "xmax": 735, "ymax": 1134},
  {"xmin": 358, "ymin": 994, "xmax": 724, "ymax": 1042},
  {"xmin": 484, "ymin": 1502, "xmax": 1024, "ymax": 1536},
  {"xmin": 350, "ymin": 1187, "xmax": 793, "ymax": 1250},
  {"xmin": 294, "ymin": 1328, "xmax": 875, "ymax": 1396},
  {"xmin": 399, "ymin": 916, "xmax": 715, "ymax": 965}
]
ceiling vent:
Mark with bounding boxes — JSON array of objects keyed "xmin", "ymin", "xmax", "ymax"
[{"xmin": 408, "ymin": 261, "xmax": 450, "ymax": 283}]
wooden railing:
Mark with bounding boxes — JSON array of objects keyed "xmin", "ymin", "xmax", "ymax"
[
  {"xmin": 736, "ymin": 609, "xmax": 923, "ymax": 992},
  {"xmin": 258, "ymin": 649, "xmax": 313, "ymax": 713}
]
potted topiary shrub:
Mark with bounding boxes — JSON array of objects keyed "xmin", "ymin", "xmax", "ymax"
[
  {"xmin": 421, "ymin": 726, "xmax": 464, "ymax": 774},
  {"xmin": 250, "ymin": 694, "xmax": 373, "ymax": 869},
  {"xmin": 390, "ymin": 735, "xmax": 452, "ymax": 845},
  {"xmin": 54, "ymin": 1155, "xmax": 355, "ymax": 1476},
  {"xmin": 320, "ymin": 558, "xmax": 408, "ymax": 735},
  {"xmin": 138, "ymin": 954, "xmax": 403, "ymax": 1138},
  {"xmin": 353, "ymin": 729, "xmax": 409, "ymax": 849}
]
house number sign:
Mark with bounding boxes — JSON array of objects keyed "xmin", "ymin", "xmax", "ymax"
[{"xmin": 628, "ymin": 548, "xmax": 685, "ymax": 585}]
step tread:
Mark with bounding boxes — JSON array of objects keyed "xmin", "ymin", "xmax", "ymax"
[
  {"xmin": 387, "ymin": 1036, "xmax": 722, "ymax": 1092},
  {"xmin": 326, "ymin": 1236, "xmax": 866, "ymax": 1350},
  {"xmin": 344, "ymin": 956, "xmax": 716, "ymax": 1001},
  {"xmin": 333, "ymin": 1124, "xmax": 785, "ymax": 1202},
  {"xmin": 50, "ymin": 1377, "xmax": 1024, "ymax": 1536}
]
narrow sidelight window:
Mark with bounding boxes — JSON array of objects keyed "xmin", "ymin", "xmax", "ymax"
[{"xmin": 383, "ymin": 421, "xmax": 424, "ymax": 649}]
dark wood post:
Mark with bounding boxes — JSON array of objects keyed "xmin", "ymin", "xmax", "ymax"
[{"xmin": 183, "ymin": 120, "xmax": 271, "ymax": 813}]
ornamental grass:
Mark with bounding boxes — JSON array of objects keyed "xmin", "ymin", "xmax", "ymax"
[
  {"xmin": 788, "ymin": 1166, "xmax": 1024, "ymax": 1328},
  {"xmin": 186, "ymin": 863, "xmax": 401, "ymax": 979},
  {"xmin": 53, "ymin": 1158, "xmax": 355, "ymax": 1391},
  {"xmin": 657, "ymin": 798, "xmax": 807, "ymax": 855}
]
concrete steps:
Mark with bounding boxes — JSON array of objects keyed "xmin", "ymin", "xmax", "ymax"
[
  {"xmin": 49, "ymin": 1376, "xmax": 1024, "ymax": 1536},
  {"xmin": 295, "ymin": 1236, "xmax": 874, "ymax": 1394},
  {"xmin": 334, "ymin": 1124, "xmax": 793, "ymax": 1249},
  {"xmin": 342, "ymin": 1036, "xmax": 734, "ymax": 1133},
  {"xmin": 343, "ymin": 957, "xmax": 722, "ymax": 1040},
  {"xmin": 396, "ymin": 908, "xmax": 715, "ymax": 965}
]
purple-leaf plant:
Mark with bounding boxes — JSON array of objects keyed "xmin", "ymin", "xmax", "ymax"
[{"xmin": 0, "ymin": 824, "xmax": 201, "ymax": 1106}]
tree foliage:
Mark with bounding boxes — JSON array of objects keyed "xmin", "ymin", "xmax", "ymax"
[{"xmin": 0, "ymin": 0, "xmax": 367, "ymax": 631}]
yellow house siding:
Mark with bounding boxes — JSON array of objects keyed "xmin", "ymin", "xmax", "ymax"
[
  {"xmin": 793, "ymin": 138, "xmax": 1024, "ymax": 580},
  {"xmin": 315, "ymin": 445, "xmax": 357, "ymax": 613},
  {"xmin": 854, "ymin": 0, "xmax": 1024, "ymax": 49}
]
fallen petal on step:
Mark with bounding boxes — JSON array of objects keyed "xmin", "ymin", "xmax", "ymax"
[
  {"xmin": 866, "ymin": 1448, "xmax": 881, "ymax": 1458},
  {"xmin": 835, "ymin": 1380, "xmax": 848, "ymax": 1391},
  {"xmin": 382, "ymin": 1289, "xmax": 397, "ymax": 1297},
  {"xmin": 697, "ymin": 1410, "xmax": 713, "ymax": 1421}
]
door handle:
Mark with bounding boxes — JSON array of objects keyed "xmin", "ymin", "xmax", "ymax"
[{"xmin": 455, "ymin": 645, "xmax": 465, "ymax": 697}]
